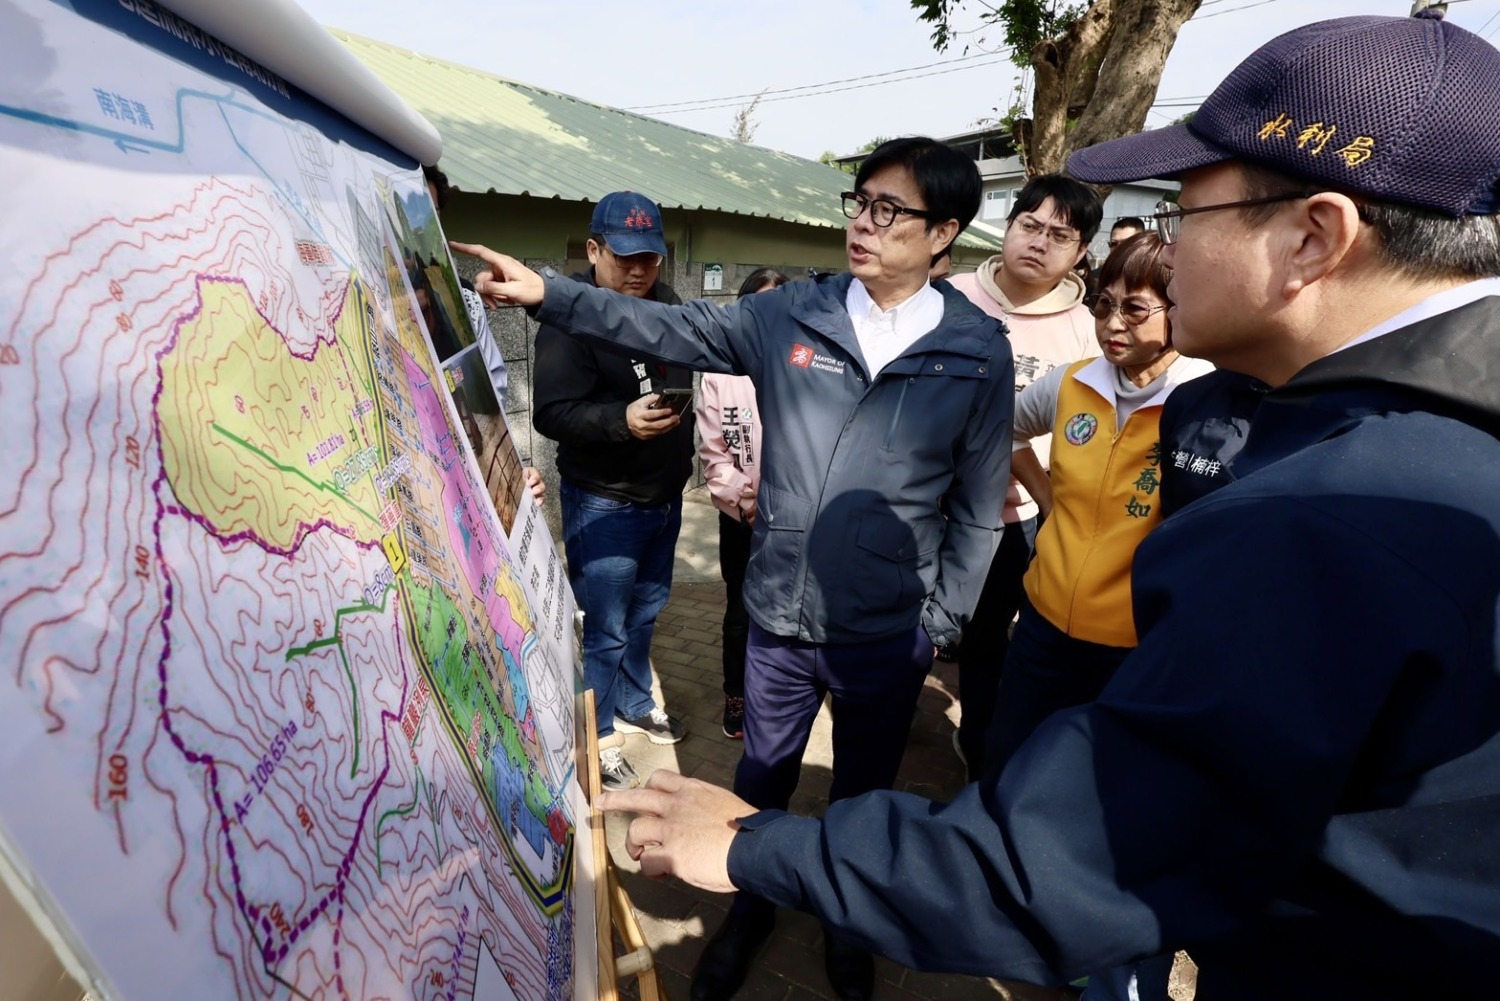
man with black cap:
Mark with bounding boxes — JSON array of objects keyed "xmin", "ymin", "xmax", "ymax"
[
  {"xmin": 532, "ymin": 191, "xmax": 691, "ymax": 792},
  {"xmin": 592, "ymin": 14, "xmax": 1500, "ymax": 998}
]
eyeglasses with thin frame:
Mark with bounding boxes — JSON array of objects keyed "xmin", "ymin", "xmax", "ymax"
[
  {"xmin": 1152, "ymin": 193, "xmax": 1313, "ymax": 245},
  {"xmin": 1009, "ymin": 214, "xmax": 1082, "ymax": 250},
  {"xmin": 841, "ymin": 191, "xmax": 933, "ymax": 228},
  {"xmin": 594, "ymin": 240, "xmax": 663, "ymax": 269},
  {"xmin": 1085, "ymin": 293, "xmax": 1168, "ymax": 326}
]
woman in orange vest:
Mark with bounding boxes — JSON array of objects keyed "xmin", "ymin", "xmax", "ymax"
[{"xmin": 985, "ymin": 232, "xmax": 1213, "ymax": 776}]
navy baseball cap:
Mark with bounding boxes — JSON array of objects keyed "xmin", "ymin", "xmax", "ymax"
[
  {"xmin": 1069, "ymin": 12, "xmax": 1500, "ymax": 217},
  {"xmin": 590, "ymin": 191, "xmax": 668, "ymax": 258}
]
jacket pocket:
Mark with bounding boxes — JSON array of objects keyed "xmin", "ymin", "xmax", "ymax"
[
  {"xmin": 745, "ymin": 483, "xmax": 813, "ymax": 614},
  {"xmin": 845, "ymin": 515, "xmax": 930, "ymax": 621},
  {"xmin": 881, "ymin": 377, "xmax": 913, "ymax": 452}
]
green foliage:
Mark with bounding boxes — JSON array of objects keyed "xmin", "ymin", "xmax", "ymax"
[
  {"xmin": 911, "ymin": 0, "xmax": 1090, "ymax": 66},
  {"xmin": 818, "ymin": 150, "xmax": 857, "ymax": 175},
  {"xmin": 820, "ymin": 137, "xmax": 892, "ymax": 175}
]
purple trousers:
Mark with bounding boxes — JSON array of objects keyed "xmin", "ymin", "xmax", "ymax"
[{"xmin": 733, "ymin": 621, "xmax": 935, "ymax": 811}]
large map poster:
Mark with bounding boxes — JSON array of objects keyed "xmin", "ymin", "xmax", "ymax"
[{"xmin": 0, "ymin": 1, "xmax": 585, "ymax": 999}]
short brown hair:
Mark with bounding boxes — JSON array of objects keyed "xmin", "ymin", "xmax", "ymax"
[{"xmin": 1095, "ymin": 231, "xmax": 1171, "ymax": 303}]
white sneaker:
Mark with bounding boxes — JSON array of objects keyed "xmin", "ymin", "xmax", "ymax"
[
  {"xmin": 613, "ymin": 707, "xmax": 685, "ymax": 745},
  {"xmin": 599, "ymin": 746, "xmax": 639, "ymax": 791}
]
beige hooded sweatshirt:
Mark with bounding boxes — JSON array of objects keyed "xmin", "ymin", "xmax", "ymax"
[{"xmin": 948, "ymin": 257, "xmax": 1100, "ymax": 523}]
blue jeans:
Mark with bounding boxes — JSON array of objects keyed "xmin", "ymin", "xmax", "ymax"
[{"xmin": 562, "ymin": 482, "xmax": 682, "ymax": 737}]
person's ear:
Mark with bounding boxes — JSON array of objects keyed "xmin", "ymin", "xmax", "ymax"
[
  {"xmin": 586, "ymin": 238, "xmax": 603, "ymax": 266},
  {"xmin": 1281, "ymin": 192, "xmax": 1361, "ymax": 297},
  {"xmin": 928, "ymin": 219, "xmax": 960, "ymax": 256}
]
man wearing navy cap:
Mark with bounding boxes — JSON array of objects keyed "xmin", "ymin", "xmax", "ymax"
[
  {"xmin": 459, "ymin": 137, "xmax": 1013, "ymax": 1001},
  {"xmin": 532, "ymin": 191, "xmax": 691, "ymax": 792},
  {"xmin": 590, "ymin": 14, "xmax": 1500, "ymax": 999}
]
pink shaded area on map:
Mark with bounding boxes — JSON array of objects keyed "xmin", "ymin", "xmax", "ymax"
[{"xmin": 400, "ymin": 351, "xmax": 528, "ymax": 666}]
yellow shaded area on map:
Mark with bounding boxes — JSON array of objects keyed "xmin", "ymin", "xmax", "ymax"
[
  {"xmin": 494, "ymin": 563, "xmax": 535, "ymax": 635},
  {"xmin": 159, "ymin": 278, "xmax": 385, "ymax": 550}
]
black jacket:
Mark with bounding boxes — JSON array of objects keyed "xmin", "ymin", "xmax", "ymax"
[{"xmin": 532, "ymin": 270, "xmax": 694, "ymax": 505}]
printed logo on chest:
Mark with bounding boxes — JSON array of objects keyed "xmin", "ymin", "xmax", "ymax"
[{"xmin": 1064, "ymin": 412, "xmax": 1099, "ymax": 446}]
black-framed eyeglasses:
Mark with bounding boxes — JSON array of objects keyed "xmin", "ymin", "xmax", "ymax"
[
  {"xmin": 1084, "ymin": 293, "xmax": 1168, "ymax": 326},
  {"xmin": 1010, "ymin": 214, "xmax": 1081, "ymax": 249},
  {"xmin": 841, "ymin": 191, "xmax": 932, "ymax": 228},
  {"xmin": 1152, "ymin": 193, "xmax": 1313, "ymax": 245}
]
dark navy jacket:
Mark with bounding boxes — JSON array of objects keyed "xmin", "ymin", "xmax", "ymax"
[
  {"xmin": 727, "ymin": 296, "xmax": 1500, "ymax": 998},
  {"xmin": 534, "ymin": 271, "xmax": 1013, "ymax": 647},
  {"xmin": 1158, "ymin": 368, "xmax": 1268, "ymax": 517}
]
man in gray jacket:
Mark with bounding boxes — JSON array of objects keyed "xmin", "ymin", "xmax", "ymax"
[{"xmin": 455, "ymin": 136, "xmax": 1012, "ymax": 1001}]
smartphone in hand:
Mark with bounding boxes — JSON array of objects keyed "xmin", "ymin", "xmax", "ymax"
[{"xmin": 652, "ymin": 388, "xmax": 694, "ymax": 416}]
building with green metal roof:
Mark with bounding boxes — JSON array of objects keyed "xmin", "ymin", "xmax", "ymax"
[
  {"xmin": 333, "ymin": 29, "xmax": 1003, "ymax": 270},
  {"xmin": 334, "ymin": 29, "xmax": 1007, "ymax": 517}
]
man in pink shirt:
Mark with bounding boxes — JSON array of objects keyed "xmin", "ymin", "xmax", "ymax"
[{"xmin": 945, "ymin": 174, "xmax": 1103, "ymax": 777}]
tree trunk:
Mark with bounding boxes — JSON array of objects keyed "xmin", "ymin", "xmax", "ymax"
[
  {"xmin": 1067, "ymin": 0, "xmax": 1203, "ymax": 157},
  {"xmin": 1024, "ymin": 0, "xmax": 1203, "ymax": 179},
  {"xmin": 1027, "ymin": 0, "xmax": 1115, "ymax": 176}
]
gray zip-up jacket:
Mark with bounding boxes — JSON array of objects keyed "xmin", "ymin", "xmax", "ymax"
[{"xmin": 534, "ymin": 270, "xmax": 1014, "ymax": 646}]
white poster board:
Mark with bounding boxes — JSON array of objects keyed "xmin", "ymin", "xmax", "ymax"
[{"xmin": 0, "ymin": 1, "xmax": 590, "ymax": 998}]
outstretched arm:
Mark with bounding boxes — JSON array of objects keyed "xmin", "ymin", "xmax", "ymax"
[
  {"xmin": 452, "ymin": 241, "xmax": 762, "ymax": 377},
  {"xmin": 451, "ymin": 242, "xmax": 545, "ymax": 308}
]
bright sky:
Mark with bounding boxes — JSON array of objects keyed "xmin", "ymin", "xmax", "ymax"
[{"xmin": 296, "ymin": 0, "xmax": 1500, "ymax": 162}]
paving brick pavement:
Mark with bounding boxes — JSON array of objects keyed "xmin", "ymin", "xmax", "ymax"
[{"xmin": 602, "ymin": 488, "xmax": 1084, "ymax": 1001}]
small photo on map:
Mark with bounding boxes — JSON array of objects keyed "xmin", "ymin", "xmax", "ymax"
[
  {"xmin": 443, "ymin": 345, "xmax": 531, "ymax": 535},
  {"xmin": 388, "ymin": 176, "xmax": 473, "ymax": 361}
]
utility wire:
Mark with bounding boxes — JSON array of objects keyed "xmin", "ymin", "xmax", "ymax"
[
  {"xmin": 633, "ymin": 0, "xmax": 1279, "ymax": 120},
  {"xmin": 639, "ymin": 58, "xmax": 1013, "ymax": 117},
  {"xmin": 1189, "ymin": 0, "xmax": 1285, "ymax": 20},
  {"xmin": 625, "ymin": 53, "xmax": 1006, "ymax": 112}
]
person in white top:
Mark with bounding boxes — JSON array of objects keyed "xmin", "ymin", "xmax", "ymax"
[{"xmin": 696, "ymin": 268, "xmax": 788, "ymax": 740}]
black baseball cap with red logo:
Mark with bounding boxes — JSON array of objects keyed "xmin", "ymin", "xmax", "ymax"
[{"xmin": 1068, "ymin": 12, "xmax": 1500, "ymax": 217}]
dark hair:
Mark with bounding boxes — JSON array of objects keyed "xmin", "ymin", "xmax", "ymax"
[
  {"xmin": 1008, "ymin": 174, "xmax": 1104, "ymax": 243},
  {"xmin": 1238, "ymin": 163, "xmax": 1500, "ymax": 282},
  {"xmin": 1096, "ymin": 231, "xmax": 1172, "ymax": 305},
  {"xmin": 737, "ymin": 267, "xmax": 789, "ymax": 299},
  {"xmin": 854, "ymin": 137, "xmax": 982, "ymax": 261},
  {"xmin": 422, "ymin": 163, "xmax": 449, "ymax": 214},
  {"xmin": 1073, "ymin": 254, "xmax": 1097, "ymax": 297},
  {"xmin": 1111, "ymin": 217, "xmax": 1146, "ymax": 233}
]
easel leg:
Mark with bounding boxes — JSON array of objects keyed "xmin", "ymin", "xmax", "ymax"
[{"xmin": 579, "ymin": 689, "xmax": 666, "ymax": 1000}]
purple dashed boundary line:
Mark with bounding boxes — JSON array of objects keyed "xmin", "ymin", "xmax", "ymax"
[{"xmin": 148, "ymin": 272, "xmax": 405, "ymax": 992}]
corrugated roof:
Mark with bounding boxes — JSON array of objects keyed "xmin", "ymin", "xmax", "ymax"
[{"xmin": 332, "ymin": 31, "xmax": 1003, "ymax": 252}]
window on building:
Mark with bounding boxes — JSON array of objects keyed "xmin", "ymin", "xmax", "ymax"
[{"xmin": 982, "ymin": 188, "xmax": 1009, "ymax": 221}]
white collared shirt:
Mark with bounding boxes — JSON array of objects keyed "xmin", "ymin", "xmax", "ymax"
[
  {"xmin": 846, "ymin": 279, "xmax": 946, "ymax": 377},
  {"xmin": 1337, "ymin": 277, "xmax": 1500, "ymax": 352}
]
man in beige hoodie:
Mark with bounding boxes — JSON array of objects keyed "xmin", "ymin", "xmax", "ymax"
[{"xmin": 946, "ymin": 174, "xmax": 1103, "ymax": 777}]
